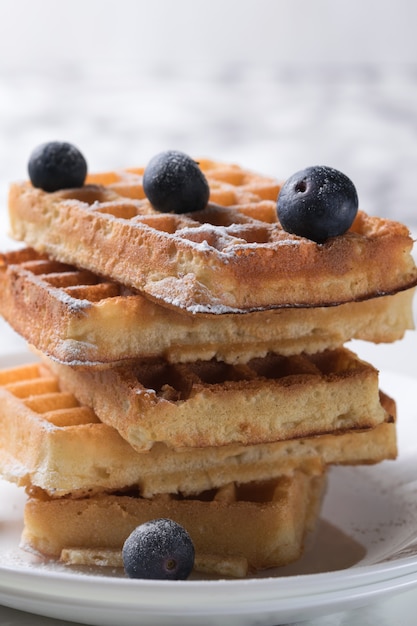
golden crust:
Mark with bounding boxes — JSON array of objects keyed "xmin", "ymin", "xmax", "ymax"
[
  {"xmin": 46, "ymin": 348, "xmax": 388, "ymax": 451},
  {"xmin": 0, "ymin": 249, "xmax": 414, "ymax": 366},
  {"xmin": 8, "ymin": 160, "xmax": 417, "ymax": 314},
  {"xmin": 22, "ymin": 472, "xmax": 327, "ymax": 574},
  {"xmin": 0, "ymin": 362, "xmax": 396, "ymax": 499}
]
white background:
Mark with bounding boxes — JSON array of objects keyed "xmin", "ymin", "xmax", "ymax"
[
  {"xmin": 0, "ymin": 0, "xmax": 416, "ymax": 68},
  {"xmin": 0, "ymin": 0, "xmax": 416, "ymax": 227}
]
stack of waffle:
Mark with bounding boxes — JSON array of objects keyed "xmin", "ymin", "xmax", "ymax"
[{"xmin": 0, "ymin": 159, "xmax": 416, "ymax": 577}]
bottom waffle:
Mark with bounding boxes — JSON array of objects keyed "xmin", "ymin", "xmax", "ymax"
[
  {"xmin": 22, "ymin": 471, "xmax": 326, "ymax": 577},
  {"xmin": 0, "ymin": 362, "xmax": 396, "ymax": 498}
]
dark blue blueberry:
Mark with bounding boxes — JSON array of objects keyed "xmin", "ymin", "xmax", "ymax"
[
  {"xmin": 28, "ymin": 141, "xmax": 87, "ymax": 192},
  {"xmin": 143, "ymin": 150, "xmax": 210, "ymax": 214},
  {"xmin": 122, "ymin": 518, "xmax": 195, "ymax": 580},
  {"xmin": 277, "ymin": 165, "xmax": 358, "ymax": 243}
]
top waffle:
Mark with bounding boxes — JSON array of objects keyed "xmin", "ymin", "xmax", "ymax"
[{"xmin": 8, "ymin": 160, "xmax": 417, "ymax": 314}]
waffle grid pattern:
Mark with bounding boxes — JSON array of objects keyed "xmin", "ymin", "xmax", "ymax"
[
  {"xmin": 0, "ymin": 362, "xmax": 396, "ymax": 500},
  {"xmin": 9, "ymin": 160, "xmax": 416, "ymax": 313},
  {"xmin": 48, "ymin": 347, "xmax": 387, "ymax": 451},
  {"xmin": 0, "ymin": 248, "xmax": 415, "ymax": 366}
]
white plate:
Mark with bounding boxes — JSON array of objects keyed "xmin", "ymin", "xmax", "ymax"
[{"xmin": 1, "ymin": 351, "xmax": 417, "ymax": 626}]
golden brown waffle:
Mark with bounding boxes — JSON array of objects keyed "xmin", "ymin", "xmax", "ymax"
[
  {"xmin": 0, "ymin": 362, "xmax": 396, "ymax": 499},
  {"xmin": 8, "ymin": 160, "xmax": 417, "ymax": 314},
  {"xmin": 0, "ymin": 249, "xmax": 414, "ymax": 366},
  {"xmin": 47, "ymin": 348, "xmax": 387, "ymax": 451},
  {"xmin": 22, "ymin": 471, "xmax": 326, "ymax": 576}
]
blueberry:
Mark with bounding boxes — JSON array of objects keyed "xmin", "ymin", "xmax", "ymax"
[
  {"xmin": 277, "ymin": 165, "xmax": 358, "ymax": 243},
  {"xmin": 28, "ymin": 141, "xmax": 87, "ymax": 192},
  {"xmin": 143, "ymin": 150, "xmax": 210, "ymax": 213},
  {"xmin": 122, "ymin": 518, "xmax": 195, "ymax": 580}
]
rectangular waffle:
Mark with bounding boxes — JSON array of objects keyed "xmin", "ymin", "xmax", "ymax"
[
  {"xmin": 22, "ymin": 471, "xmax": 327, "ymax": 576},
  {"xmin": 0, "ymin": 362, "xmax": 396, "ymax": 499},
  {"xmin": 46, "ymin": 347, "xmax": 388, "ymax": 451},
  {"xmin": 8, "ymin": 160, "xmax": 417, "ymax": 314},
  {"xmin": 0, "ymin": 249, "xmax": 414, "ymax": 366}
]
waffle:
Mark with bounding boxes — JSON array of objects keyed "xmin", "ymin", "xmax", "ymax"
[
  {"xmin": 0, "ymin": 249, "xmax": 414, "ymax": 366},
  {"xmin": 8, "ymin": 160, "xmax": 417, "ymax": 314},
  {"xmin": 46, "ymin": 347, "xmax": 387, "ymax": 451},
  {"xmin": 22, "ymin": 471, "xmax": 327, "ymax": 576},
  {"xmin": 0, "ymin": 362, "xmax": 396, "ymax": 499}
]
